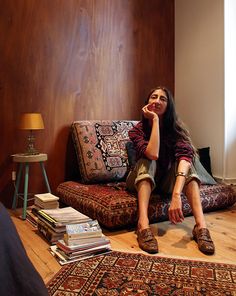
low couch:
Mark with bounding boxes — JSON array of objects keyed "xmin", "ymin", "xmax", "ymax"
[{"xmin": 57, "ymin": 120, "xmax": 236, "ymax": 229}]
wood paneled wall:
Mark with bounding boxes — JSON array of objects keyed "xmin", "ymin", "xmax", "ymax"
[{"xmin": 0, "ymin": 0, "xmax": 174, "ymax": 207}]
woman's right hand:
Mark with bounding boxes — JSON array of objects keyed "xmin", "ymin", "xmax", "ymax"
[
  {"xmin": 143, "ymin": 103, "xmax": 160, "ymax": 160},
  {"xmin": 168, "ymin": 193, "xmax": 184, "ymax": 224},
  {"xmin": 142, "ymin": 103, "xmax": 158, "ymax": 120}
]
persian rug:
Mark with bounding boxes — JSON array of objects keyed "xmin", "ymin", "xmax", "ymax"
[{"xmin": 47, "ymin": 251, "xmax": 236, "ymax": 295}]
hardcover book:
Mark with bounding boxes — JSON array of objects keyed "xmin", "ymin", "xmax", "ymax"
[
  {"xmin": 34, "ymin": 193, "xmax": 59, "ymax": 202},
  {"xmin": 65, "ymin": 220, "xmax": 102, "ymax": 239},
  {"xmin": 38, "ymin": 207, "xmax": 91, "ymax": 226}
]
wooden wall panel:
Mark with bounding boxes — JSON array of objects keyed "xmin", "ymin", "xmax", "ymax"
[{"xmin": 0, "ymin": 0, "xmax": 174, "ymax": 207}]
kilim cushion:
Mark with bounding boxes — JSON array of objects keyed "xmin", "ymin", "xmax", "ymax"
[
  {"xmin": 57, "ymin": 181, "xmax": 236, "ymax": 229},
  {"xmin": 71, "ymin": 120, "xmax": 137, "ymax": 183}
]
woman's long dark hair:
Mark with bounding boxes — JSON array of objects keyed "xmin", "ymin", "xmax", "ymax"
[{"xmin": 142, "ymin": 86, "xmax": 196, "ymax": 152}]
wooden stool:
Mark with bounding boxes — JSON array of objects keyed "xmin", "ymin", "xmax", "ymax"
[{"xmin": 12, "ymin": 153, "xmax": 51, "ymax": 219}]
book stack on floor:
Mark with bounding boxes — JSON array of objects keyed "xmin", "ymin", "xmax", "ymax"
[
  {"xmin": 50, "ymin": 220, "xmax": 111, "ymax": 265},
  {"xmin": 26, "ymin": 193, "xmax": 59, "ymax": 227},
  {"xmin": 37, "ymin": 207, "xmax": 91, "ymax": 245}
]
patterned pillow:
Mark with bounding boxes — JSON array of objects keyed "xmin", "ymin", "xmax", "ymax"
[{"xmin": 72, "ymin": 120, "xmax": 138, "ymax": 183}]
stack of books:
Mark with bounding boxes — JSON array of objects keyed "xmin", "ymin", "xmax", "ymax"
[
  {"xmin": 50, "ymin": 220, "xmax": 111, "ymax": 265},
  {"xmin": 34, "ymin": 193, "xmax": 59, "ymax": 209},
  {"xmin": 37, "ymin": 207, "xmax": 91, "ymax": 244},
  {"xmin": 26, "ymin": 193, "xmax": 60, "ymax": 227}
]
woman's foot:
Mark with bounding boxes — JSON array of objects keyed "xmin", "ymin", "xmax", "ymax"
[
  {"xmin": 136, "ymin": 227, "xmax": 158, "ymax": 254},
  {"xmin": 192, "ymin": 225, "xmax": 215, "ymax": 255}
]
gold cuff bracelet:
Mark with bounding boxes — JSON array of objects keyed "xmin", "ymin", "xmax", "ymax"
[{"xmin": 175, "ymin": 172, "xmax": 187, "ymax": 178}]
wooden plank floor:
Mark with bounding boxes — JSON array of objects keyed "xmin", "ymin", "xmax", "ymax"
[{"xmin": 10, "ymin": 203, "xmax": 236, "ymax": 284}]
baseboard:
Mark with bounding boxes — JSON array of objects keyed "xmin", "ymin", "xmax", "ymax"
[{"xmin": 213, "ymin": 176, "xmax": 236, "ymax": 185}]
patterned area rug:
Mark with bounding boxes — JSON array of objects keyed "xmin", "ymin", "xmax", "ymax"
[{"xmin": 47, "ymin": 251, "xmax": 236, "ymax": 295}]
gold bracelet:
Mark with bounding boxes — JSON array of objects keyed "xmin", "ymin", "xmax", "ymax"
[{"xmin": 175, "ymin": 172, "xmax": 187, "ymax": 178}]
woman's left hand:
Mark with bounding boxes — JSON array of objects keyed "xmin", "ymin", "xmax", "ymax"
[{"xmin": 168, "ymin": 193, "xmax": 184, "ymax": 224}]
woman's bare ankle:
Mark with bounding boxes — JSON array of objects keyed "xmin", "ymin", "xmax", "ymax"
[
  {"xmin": 137, "ymin": 218, "xmax": 149, "ymax": 230},
  {"xmin": 195, "ymin": 221, "xmax": 207, "ymax": 229}
]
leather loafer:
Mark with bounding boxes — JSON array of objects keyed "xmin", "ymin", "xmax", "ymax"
[
  {"xmin": 136, "ymin": 228, "xmax": 158, "ymax": 254},
  {"xmin": 192, "ymin": 225, "xmax": 215, "ymax": 255}
]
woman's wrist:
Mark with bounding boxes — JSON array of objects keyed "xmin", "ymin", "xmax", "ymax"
[
  {"xmin": 172, "ymin": 192, "xmax": 181, "ymax": 199},
  {"xmin": 152, "ymin": 116, "xmax": 159, "ymax": 122}
]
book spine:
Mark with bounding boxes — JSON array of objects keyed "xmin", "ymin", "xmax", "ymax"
[
  {"xmin": 38, "ymin": 210, "xmax": 57, "ymax": 225},
  {"xmin": 38, "ymin": 216, "xmax": 66, "ymax": 233},
  {"xmin": 65, "ymin": 231, "xmax": 102, "ymax": 239},
  {"xmin": 37, "ymin": 221, "xmax": 64, "ymax": 243},
  {"xmin": 37, "ymin": 216, "xmax": 56, "ymax": 230},
  {"xmin": 26, "ymin": 217, "xmax": 38, "ymax": 228},
  {"xmin": 38, "ymin": 223, "xmax": 55, "ymax": 243}
]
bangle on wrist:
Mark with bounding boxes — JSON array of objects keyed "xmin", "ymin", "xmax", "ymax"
[{"xmin": 175, "ymin": 172, "xmax": 187, "ymax": 178}]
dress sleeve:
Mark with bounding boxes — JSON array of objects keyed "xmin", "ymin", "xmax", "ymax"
[
  {"xmin": 128, "ymin": 122, "xmax": 149, "ymax": 160},
  {"xmin": 175, "ymin": 141, "xmax": 194, "ymax": 163}
]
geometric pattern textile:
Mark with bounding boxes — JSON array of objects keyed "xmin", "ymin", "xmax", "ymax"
[
  {"xmin": 47, "ymin": 251, "xmax": 236, "ymax": 295},
  {"xmin": 71, "ymin": 120, "xmax": 137, "ymax": 183},
  {"xmin": 57, "ymin": 181, "xmax": 236, "ymax": 229}
]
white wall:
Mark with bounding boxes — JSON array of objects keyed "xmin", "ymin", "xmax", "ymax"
[
  {"xmin": 175, "ymin": 0, "xmax": 229, "ymax": 181},
  {"xmin": 224, "ymin": 0, "xmax": 236, "ymax": 182}
]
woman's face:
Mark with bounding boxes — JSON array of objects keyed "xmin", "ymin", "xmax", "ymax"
[{"xmin": 147, "ymin": 88, "xmax": 168, "ymax": 117}]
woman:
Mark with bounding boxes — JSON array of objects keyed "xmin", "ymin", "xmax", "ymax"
[{"xmin": 126, "ymin": 86, "xmax": 215, "ymax": 255}]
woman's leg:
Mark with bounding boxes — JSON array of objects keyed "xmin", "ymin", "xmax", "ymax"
[
  {"xmin": 126, "ymin": 158, "xmax": 156, "ymax": 229},
  {"xmin": 136, "ymin": 178, "xmax": 158, "ymax": 253},
  {"xmin": 184, "ymin": 179, "xmax": 215, "ymax": 254},
  {"xmin": 137, "ymin": 179, "xmax": 152, "ymax": 230},
  {"xmin": 184, "ymin": 179, "xmax": 206, "ymax": 229},
  {"xmin": 126, "ymin": 158, "xmax": 158, "ymax": 253}
]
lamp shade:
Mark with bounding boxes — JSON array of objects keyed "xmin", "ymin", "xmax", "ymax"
[{"xmin": 19, "ymin": 113, "xmax": 44, "ymax": 130}]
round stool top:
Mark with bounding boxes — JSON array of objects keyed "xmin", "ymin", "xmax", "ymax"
[{"xmin": 12, "ymin": 153, "xmax": 48, "ymax": 163}]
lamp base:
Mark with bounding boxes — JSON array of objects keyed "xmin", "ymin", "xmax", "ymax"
[
  {"xmin": 24, "ymin": 149, "xmax": 40, "ymax": 156},
  {"xmin": 25, "ymin": 131, "xmax": 40, "ymax": 155}
]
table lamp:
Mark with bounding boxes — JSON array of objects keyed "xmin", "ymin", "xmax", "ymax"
[{"xmin": 19, "ymin": 113, "xmax": 44, "ymax": 155}]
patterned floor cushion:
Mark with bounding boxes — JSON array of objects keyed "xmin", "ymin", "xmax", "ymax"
[{"xmin": 57, "ymin": 181, "xmax": 236, "ymax": 229}]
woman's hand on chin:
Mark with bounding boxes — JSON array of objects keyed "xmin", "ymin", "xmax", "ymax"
[{"xmin": 142, "ymin": 103, "xmax": 159, "ymax": 120}]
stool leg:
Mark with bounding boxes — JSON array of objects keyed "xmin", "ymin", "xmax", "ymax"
[
  {"xmin": 22, "ymin": 163, "xmax": 29, "ymax": 220},
  {"xmin": 39, "ymin": 162, "xmax": 51, "ymax": 193},
  {"xmin": 12, "ymin": 163, "xmax": 23, "ymax": 209}
]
